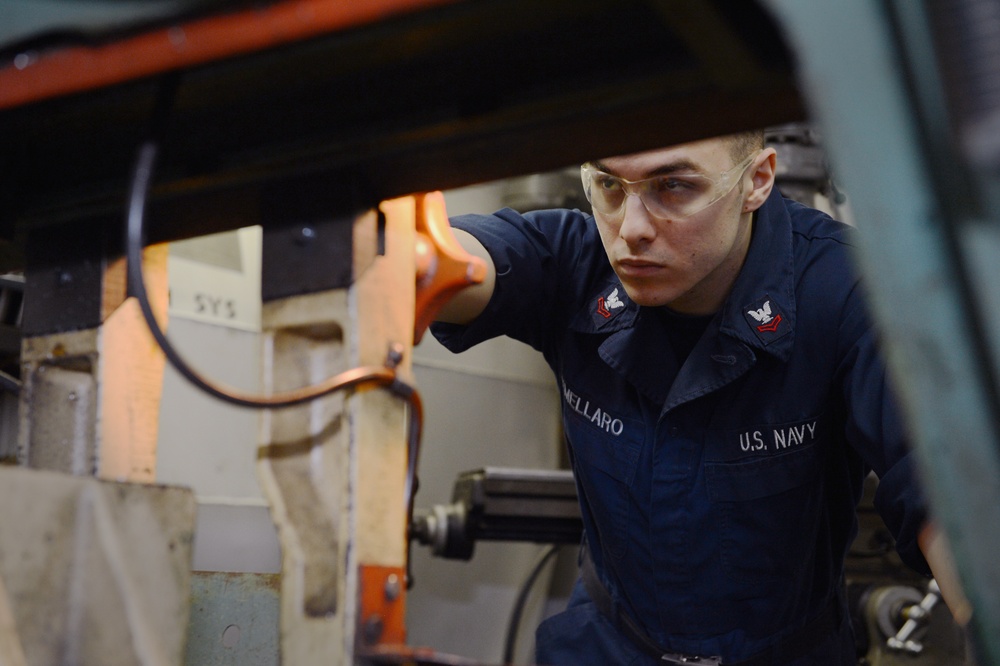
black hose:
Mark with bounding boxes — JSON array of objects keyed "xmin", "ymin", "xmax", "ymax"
[
  {"xmin": 0, "ymin": 370, "xmax": 20, "ymax": 395},
  {"xmin": 502, "ymin": 544, "xmax": 560, "ymax": 664},
  {"xmin": 125, "ymin": 139, "xmax": 424, "ymax": 521}
]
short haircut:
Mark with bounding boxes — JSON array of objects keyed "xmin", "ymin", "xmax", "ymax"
[{"xmin": 728, "ymin": 129, "xmax": 766, "ymax": 163}]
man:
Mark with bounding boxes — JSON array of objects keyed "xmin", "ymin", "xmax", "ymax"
[{"xmin": 430, "ymin": 132, "xmax": 961, "ymax": 664}]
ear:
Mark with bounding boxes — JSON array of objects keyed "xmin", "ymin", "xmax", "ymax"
[{"xmin": 742, "ymin": 147, "xmax": 777, "ymax": 213}]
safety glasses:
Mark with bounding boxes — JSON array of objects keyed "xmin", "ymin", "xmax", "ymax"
[{"xmin": 580, "ymin": 151, "xmax": 759, "ymax": 221}]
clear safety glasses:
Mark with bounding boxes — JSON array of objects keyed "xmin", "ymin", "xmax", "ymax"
[{"xmin": 580, "ymin": 151, "xmax": 759, "ymax": 221}]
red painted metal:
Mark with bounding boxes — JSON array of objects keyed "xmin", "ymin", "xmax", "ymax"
[{"xmin": 0, "ymin": 0, "xmax": 458, "ymax": 109}]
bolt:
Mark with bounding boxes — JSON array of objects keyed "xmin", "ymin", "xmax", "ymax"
[
  {"xmin": 386, "ymin": 343, "xmax": 405, "ymax": 368},
  {"xmin": 363, "ymin": 615, "xmax": 384, "ymax": 644},
  {"xmin": 294, "ymin": 226, "xmax": 317, "ymax": 246},
  {"xmin": 13, "ymin": 52, "xmax": 36, "ymax": 70},
  {"xmin": 384, "ymin": 574, "xmax": 401, "ymax": 601}
]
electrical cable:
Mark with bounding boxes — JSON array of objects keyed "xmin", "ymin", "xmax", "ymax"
[
  {"xmin": 0, "ymin": 370, "xmax": 21, "ymax": 395},
  {"xmin": 502, "ymin": 544, "xmax": 560, "ymax": 665},
  {"xmin": 126, "ymin": 141, "xmax": 407, "ymax": 409},
  {"xmin": 125, "ymin": 138, "xmax": 424, "ymax": 526}
]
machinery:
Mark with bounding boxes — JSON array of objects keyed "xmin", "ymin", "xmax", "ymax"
[
  {"xmin": 846, "ymin": 476, "xmax": 970, "ymax": 665},
  {"xmin": 411, "ymin": 467, "xmax": 582, "ymax": 562},
  {"xmin": 411, "ymin": 465, "xmax": 970, "ymax": 664},
  {"xmin": 1, "ymin": 0, "xmax": 999, "ymax": 664}
]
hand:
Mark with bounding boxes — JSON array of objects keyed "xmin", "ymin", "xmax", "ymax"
[{"xmin": 918, "ymin": 521, "xmax": 973, "ymax": 625}]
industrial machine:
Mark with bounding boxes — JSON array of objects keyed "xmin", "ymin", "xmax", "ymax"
[{"xmin": 1, "ymin": 0, "xmax": 999, "ymax": 664}]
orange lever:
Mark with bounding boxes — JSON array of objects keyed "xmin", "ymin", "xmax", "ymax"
[{"xmin": 412, "ymin": 191, "xmax": 487, "ymax": 344}]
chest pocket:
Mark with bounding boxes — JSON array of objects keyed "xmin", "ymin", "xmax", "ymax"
[
  {"xmin": 562, "ymin": 396, "xmax": 643, "ymax": 561},
  {"xmin": 705, "ymin": 431, "xmax": 827, "ymax": 588}
]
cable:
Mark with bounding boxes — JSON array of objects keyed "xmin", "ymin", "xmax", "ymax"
[
  {"xmin": 126, "ymin": 141, "xmax": 409, "ymax": 409},
  {"xmin": 502, "ymin": 544, "xmax": 560, "ymax": 665},
  {"xmin": 125, "ymin": 138, "xmax": 424, "ymax": 520},
  {"xmin": 0, "ymin": 370, "xmax": 20, "ymax": 395}
]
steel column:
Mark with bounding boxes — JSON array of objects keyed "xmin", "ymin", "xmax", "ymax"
[{"xmin": 257, "ymin": 202, "xmax": 414, "ymax": 664}]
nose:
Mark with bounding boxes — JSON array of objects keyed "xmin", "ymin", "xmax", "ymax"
[{"xmin": 617, "ymin": 194, "xmax": 656, "ymax": 245}]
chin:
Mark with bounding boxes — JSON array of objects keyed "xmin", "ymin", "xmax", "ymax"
[
  {"xmin": 618, "ymin": 283, "xmax": 677, "ymax": 308},
  {"xmin": 633, "ymin": 296, "xmax": 675, "ymax": 308}
]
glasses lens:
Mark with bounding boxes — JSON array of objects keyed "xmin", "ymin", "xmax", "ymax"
[
  {"xmin": 582, "ymin": 152, "xmax": 757, "ymax": 220},
  {"xmin": 641, "ymin": 176, "xmax": 717, "ymax": 218},
  {"xmin": 585, "ymin": 170, "xmax": 627, "ymax": 216}
]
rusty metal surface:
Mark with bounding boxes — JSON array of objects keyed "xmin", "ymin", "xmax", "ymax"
[
  {"xmin": 0, "ymin": 466, "xmax": 196, "ymax": 665},
  {"xmin": 21, "ymin": 358, "xmax": 98, "ymax": 473}
]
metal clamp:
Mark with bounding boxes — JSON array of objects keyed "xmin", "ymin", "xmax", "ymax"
[{"xmin": 886, "ymin": 578, "xmax": 941, "ymax": 654}]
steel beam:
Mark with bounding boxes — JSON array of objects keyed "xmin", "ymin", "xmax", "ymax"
[{"xmin": 0, "ymin": 0, "xmax": 804, "ymax": 258}]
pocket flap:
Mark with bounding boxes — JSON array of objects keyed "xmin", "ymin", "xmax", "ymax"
[{"xmin": 705, "ymin": 444, "xmax": 823, "ymax": 502}]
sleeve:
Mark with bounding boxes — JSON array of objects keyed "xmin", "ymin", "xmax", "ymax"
[
  {"xmin": 430, "ymin": 207, "xmax": 598, "ymax": 355},
  {"xmin": 837, "ymin": 282, "xmax": 932, "ymax": 576}
]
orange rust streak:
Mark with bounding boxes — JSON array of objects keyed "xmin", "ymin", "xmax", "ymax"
[{"xmin": 0, "ymin": 0, "xmax": 458, "ymax": 109}]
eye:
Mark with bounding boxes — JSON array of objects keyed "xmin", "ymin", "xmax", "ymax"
[
  {"xmin": 595, "ymin": 174, "xmax": 622, "ymax": 191},
  {"xmin": 654, "ymin": 177, "xmax": 695, "ymax": 192}
]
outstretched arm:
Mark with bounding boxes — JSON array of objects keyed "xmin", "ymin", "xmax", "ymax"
[{"xmin": 434, "ymin": 228, "xmax": 497, "ymax": 325}]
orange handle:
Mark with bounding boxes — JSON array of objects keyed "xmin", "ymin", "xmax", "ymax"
[{"xmin": 411, "ymin": 191, "xmax": 487, "ymax": 344}]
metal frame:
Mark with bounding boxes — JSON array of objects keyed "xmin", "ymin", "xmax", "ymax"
[
  {"xmin": 0, "ymin": 0, "xmax": 803, "ymax": 255},
  {"xmin": 763, "ymin": 0, "xmax": 1000, "ymax": 661}
]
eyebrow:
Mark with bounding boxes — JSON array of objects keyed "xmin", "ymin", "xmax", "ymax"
[{"xmin": 590, "ymin": 158, "xmax": 703, "ymax": 178}]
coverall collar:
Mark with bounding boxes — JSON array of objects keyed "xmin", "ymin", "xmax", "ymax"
[{"xmin": 573, "ymin": 189, "xmax": 797, "ymax": 410}]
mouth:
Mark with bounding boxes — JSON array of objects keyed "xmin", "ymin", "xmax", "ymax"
[{"xmin": 615, "ymin": 257, "xmax": 667, "ymax": 278}]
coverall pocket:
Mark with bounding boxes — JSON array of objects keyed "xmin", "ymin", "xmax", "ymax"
[
  {"xmin": 562, "ymin": 399, "xmax": 642, "ymax": 561},
  {"xmin": 705, "ymin": 443, "xmax": 824, "ymax": 585}
]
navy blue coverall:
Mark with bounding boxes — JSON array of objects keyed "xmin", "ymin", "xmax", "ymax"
[{"xmin": 431, "ymin": 189, "xmax": 930, "ymax": 664}]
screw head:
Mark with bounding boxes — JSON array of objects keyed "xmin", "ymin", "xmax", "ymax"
[
  {"xmin": 386, "ymin": 343, "xmax": 405, "ymax": 368},
  {"xmin": 294, "ymin": 226, "xmax": 317, "ymax": 246},
  {"xmin": 384, "ymin": 574, "xmax": 401, "ymax": 601}
]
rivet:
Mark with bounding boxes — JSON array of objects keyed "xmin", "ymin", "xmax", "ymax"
[{"xmin": 384, "ymin": 573, "xmax": 401, "ymax": 601}]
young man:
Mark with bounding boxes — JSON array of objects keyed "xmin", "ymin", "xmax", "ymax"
[{"xmin": 431, "ymin": 132, "xmax": 951, "ymax": 664}]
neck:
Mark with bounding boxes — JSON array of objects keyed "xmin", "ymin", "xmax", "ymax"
[{"xmin": 668, "ymin": 213, "xmax": 755, "ymax": 316}]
